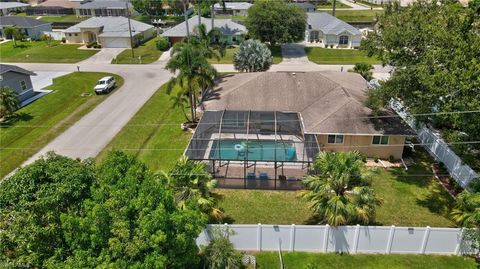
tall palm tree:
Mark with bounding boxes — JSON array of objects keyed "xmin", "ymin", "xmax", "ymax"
[
  {"xmin": 0, "ymin": 86, "xmax": 20, "ymax": 119},
  {"xmin": 451, "ymin": 191, "xmax": 480, "ymax": 228},
  {"xmin": 166, "ymin": 41, "xmax": 217, "ymax": 122},
  {"xmin": 182, "ymin": 0, "xmax": 190, "ymax": 36},
  {"xmin": 170, "ymin": 91, "xmax": 190, "ymax": 121},
  {"xmin": 162, "ymin": 156, "xmax": 223, "ymax": 221},
  {"xmin": 301, "ymin": 151, "xmax": 381, "ymax": 226}
]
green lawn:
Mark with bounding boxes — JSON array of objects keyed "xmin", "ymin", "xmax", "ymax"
[
  {"xmin": 216, "ymin": 149, "xmax": 454, "ymax": 227},
  {"xmin": 328, "ymin": 10, "xmax": 384, "ymax": 22},
  {"xmin": 0, "ymin": 72, "xmax": 124, "ymax": 178},
  {"xmin": 213, "ymin": 15, "xmax": 247, "ymax": 22},
  {"xmin": 0, "ymin": 40, "xmax": 98, "ymax": 63},
  {"xmin": 96, "ymin": 84, "xmax": 191, "ymax": 172},
  {"xmin": 356, "ymin": 0, "xmax": 383, "ymax": 8},
  {"xmin": 112, "ymin": 36, "xmax": 163, "ymax": 64},
  {"xmin": 305, "ymin": 47, "xmax": 380, "ymax": 65},
  {"xmin": 207, "ymin": 45, "xmax": 282, "ymax": 65},
  {"xmin": 256, "ymin": 252, "xmax": 476, "ymax": 269},
  {"xmin": 317, "ymin": 1, "xmax": 352, "ymax": 9},
  {"xmin": 38, "ymin": 15, "xmax": 86, "ymax": 23}
]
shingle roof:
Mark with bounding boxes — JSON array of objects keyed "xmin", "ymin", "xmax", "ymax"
[
  {"xmin": 78, "ymin": 0, "xmax": 131, "ymax": 9},
  {"xmin": 64, "ymin": 16, "xmax": 154, "ymax": 38},
  {"xmin": 0, "ymin": 64, "xmax": 36, "ymax": 76},
  {"xmin": 202, "ymin": 72, "xmax": 414, "ymax": 135},
  {"xmin": 0, "ymin": 2, "xmax": 30, "ymax": 9},
  {"xmin": 213, "ymin": 2, "xmax": 253, "ymax": 10},
  {"xmin": 0, "ymin": 16, "xmax": 50, "ymax": 28},
  {"xmin": 162, "ymin": 16, "xmax": 246, "ymax": 37},
  {"xmin": 307, "ymin": 12, "xmax": 361, "ymax": 35}
]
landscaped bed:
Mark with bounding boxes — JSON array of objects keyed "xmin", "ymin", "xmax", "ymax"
[
  {"xmin": 112, "ymin": 36, "xmax": 163, "ymax": 64},
  {"xmin": 305, "ymin": 47, "xmax": 380, "ymax": 64},
  {"xmin": 255, "ymin": 252, "xmax": 476, "ymax": 269},
  {"xmin": 0, "ymin": 40, "xmax": 99, "ymax": 63},
  {"xmin": 0, "ymin": 72, "xmax": 124, "ymax": 178}
]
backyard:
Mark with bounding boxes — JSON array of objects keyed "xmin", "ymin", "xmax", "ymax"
[
  {"xmin": 255, "ymin": 252, "xmax": 476, "ymax": 269},
  {"xmin": 329, "ymin": 10, "xmax": 384, "ymax": 22},
  {"xmin": 112, "ymin": 36, "xmax": 163, "ymax": 64},
  {"xmin": 15, "ymin": 13, "xmax": 86, "ymax": 23},
  {"xmin": 0, "ymin": 72, "xmax": 124, "ymax": 178},
  {"xmin": 0, "ymin": 40, "xmax": 98, "ymax": 63},
  {"xmin": 207, "ymin": 46, "xmax": 282, "ymax": 64},
  {"xmin": 305, "ymin": 47, "xmax": 380, "ymax": 64},
  {"xmin": 317, "ymin": 0, "xmax": 352, "ymax": 9}
]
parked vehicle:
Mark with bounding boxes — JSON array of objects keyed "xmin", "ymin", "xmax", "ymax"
[{"xmin": 94, "ymin": 76, "xmax": 116, "ymax": 94}]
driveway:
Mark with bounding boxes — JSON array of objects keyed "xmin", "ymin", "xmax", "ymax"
[
  {"xmin": 13, "ymin": 62, "xmax": 172, "ymax": 165},
  {"xmin": 79, "ymin": 48, "xmax": 125, "ymax": 64},
  {"xmin": 280, "ymin": 43, "xmax": 311, "ymax": 64},
  {"xmin": 31, "ymin": 71, "xmax": 71, "ymax": 90}
]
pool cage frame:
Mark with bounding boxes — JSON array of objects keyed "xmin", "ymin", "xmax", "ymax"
[{"xmin": 185, "ymin": 110, "xmax": 320, "ymax": 189}]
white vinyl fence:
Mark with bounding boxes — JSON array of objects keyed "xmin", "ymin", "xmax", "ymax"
[
  {"xmin": 197, "ymin": 224, "xmax": 467, "ymax": 255},
  {"xmin": 390, "ymin": 100, "xmax": 478, "ymax": 188}
]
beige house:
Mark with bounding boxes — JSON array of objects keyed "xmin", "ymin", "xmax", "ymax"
[
  {"xmin": 200, "ymin": 72, "xmax": 414, "ymax": 160},
  {"xmin": 64, "ymin": 16, "xmax": 155, "ymax": 48}
]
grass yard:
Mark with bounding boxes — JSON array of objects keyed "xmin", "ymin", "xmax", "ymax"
[
  {"xmin": 317, "ymin": 1, "xmax": 352, "ymax": 9},
  {"xmin": 37, "ymin": 15, "xmax": 86, "ymax": 23},
  {"xmin": 112, "ymin": 36, "xmax": 163, "ymax": 64},
  {"xmin": 255, "ymin": 252, "xmax": 476, "ymax": 269},
  {"xmin": 328, "ymin": 10, "xmax": 384, "ymax": 22},
  {"xmin": 0, "ymin": 72, "xmax": 124, "ymax": 178},
  {"xmin": 96, "ymin": 84, "xmax": 191, "ymax": 172},
  {"xmin": 216, "ymin": 189, "xmax": 313, "ymax": 224},
  {"xmin": 213, "ymin": 15, "xmax": 247, "ymax": 22},
  {"xmin": 216, "ymin": 149, "xmax": 455, "ymax": 227},
  {"xmin": 305, "ymin": 47, "xmax": 380, "ymax": 65},
  {"xmin": 207, "ymin": 45, "xmax": 282, "ymax": 65},
  {"xmin": 0, "ymin": 40, "xmax": 98, "ymax": 63}
]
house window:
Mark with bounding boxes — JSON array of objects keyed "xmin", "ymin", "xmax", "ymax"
[
  {"xmin": 339, "ymin": 35, "xmax": 349, "ymax": 45},
  {"xmin": 75, "ymin": 33, "xmax": 78, "ymax": 36},
  {"xmin": 372, "ymin": 135, "xmax": 389, "ymax": 145},
  {"xmin": 327, "ymin": 134, "xmax": 344, "ymax": 144},
  {"xmin": 20, "ymin": 80, "xmax": 27, "ymax": 91}
]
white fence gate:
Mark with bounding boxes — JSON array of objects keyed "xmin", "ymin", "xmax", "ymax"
[
  {"xmin": 197, "ymin": 224, "xmax": 466, "ymax": 255},
  {"xmin": 390, "ymin": 100, "xmax": 478, "ymax": 188}
]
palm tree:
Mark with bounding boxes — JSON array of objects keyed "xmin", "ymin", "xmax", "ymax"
[
  {"xmin": 163, "ymin": 156, "xmax": 223, "ymax": 221},
  {"xmin": 3, "ymin": 26, "xmax": 23, "ymax": 47},
  {"xmin": 233, "ymin": 39, "xmax": 272, "ymax": 72},
  {"xmin": 451, "ymin": 191, "xmax": 480, "ymax": 228},
  {"xmin": 300, "ymin": 151, "xmax": 381, "ymax": 226},
  {"xmin": 182, "ymin": 0, "xmax": 190, "ymax": 36},
  {"xmin": 166, "ymin": 41, "xmax": 217, "ymax": 122},
  {"xmin": 352, "ymin": 62, "xmax": 374, "ymax": 81},
  {"xmin": 170, "ymin": 91, "xmax": 190, "ymax": 122},
  {"xmin": 203, "ymin": 227, "xmax": 243, "ymax": 269},
  {"xmin": 0, "ymin": 86, "xmax": 20, "ymax": 119}
]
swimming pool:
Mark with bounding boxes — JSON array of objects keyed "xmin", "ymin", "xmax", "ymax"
[{"xmin": 209, "ymin": 139, "xmax": 297, "ymax": 161}]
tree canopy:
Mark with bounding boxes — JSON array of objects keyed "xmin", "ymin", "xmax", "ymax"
[
  {"xmin": 245, "ymin": 0, "xmax": 307, "ymax": 45},
  {"xmin": 360, "ymin": 0, "xmax": 480, "ymax": 145},
  {"xmin": 234, "ymin": 39, "xmax": 272, "ymax": 72}
]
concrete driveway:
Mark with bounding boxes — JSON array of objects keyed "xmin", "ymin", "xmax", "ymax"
[
  {"xmin": 280, "ymin": 43, "xmax": 311, "ymax": 64},
  {"xmin": 80, "ymin": 48, "xmax": 125, "ymax": 64},
  {"xmin": 13, "ymin": 62, "xmax": 172, "ymax": 165},
  {"xmin": 31, "ymin": 71, "xmax": 71, "ymax": 90}
]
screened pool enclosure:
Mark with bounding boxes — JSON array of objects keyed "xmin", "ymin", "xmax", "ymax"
[{"xmin": 185, "ymin": 111, "xmax": 320, "ymax": 190}]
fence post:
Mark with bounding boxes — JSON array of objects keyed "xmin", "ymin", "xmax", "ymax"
[
  {"xmin": 455, "ymin": 228, "xmax": 464, "ymax": 255},
  {"xmin": 386, "ymin": 225, "xmax": 395, "ymax": 254},
  {"xmin": 290, "ymin": 224, "xmax": 296, "ymax": 252},
  {"xmin": 257, "ymin": 223, "xmax": 262, "ymax": 251},
  {"xmin": 353, "ymin": 224, "xmax": 360, "ymax": 254},
  {"xmin": 420, "ymin": 226, "xmax": 431, "ymax": 254},
  {"xmin": 323, "ymin": 224, "xmax": 330, "ymax": 253}
]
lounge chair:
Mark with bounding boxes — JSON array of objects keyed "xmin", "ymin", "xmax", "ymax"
[
  {"xmin": 286, "ymin": 147, "xmax": 296, "ymax": 161},
  {"xmin": 259, "ymin": 172, "xmax": 269, "ymax": 180},
  {"xmin": 247, "ymin": 172, "xmax": 256, "ymax": 180}
]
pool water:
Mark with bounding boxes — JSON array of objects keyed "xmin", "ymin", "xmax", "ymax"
[{"xmin": 209, "ymin": 139, "xmax": 297, "ymax": 161}]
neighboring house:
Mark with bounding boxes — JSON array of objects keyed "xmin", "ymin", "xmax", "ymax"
[
  {"xmin": 64, "ymin": 16, "xmax": 155, "ymax": 47},
  {"xmin": 0, "ymin": 2, "xmax": 30, "ymax": 16},
  {"xmin": 305, "ymin": 12, "xmax": 362, "ymax": 48},
  {"xmin": 161, "ymin": 15, "xmax": 246, "ymax": 45},
  {"xmin": 0, "ymin": 64, "xmax": 37, "ymax": 102},
  {"xmin": 0, "ymin": 16, "xmax": 52, "ymax": 39},
  {"xmin": 292, "ymin": 2, "xmax": 317, "ymax": 12},
  {"xmin": 76, "ymin": 0, "xmax": 136, "ymax": 17},
  {"xmin": 213, "ymin": 2, "xmax": 252, "ymax": 16},
  {"xmin": 26, "ymin": 0, "xmax": 84, "ymax": 16}
]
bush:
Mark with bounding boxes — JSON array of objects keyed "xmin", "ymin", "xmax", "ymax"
[
  {"xmin": 61, "ymin": 37, "xmax": 66, "ymax": 43},
  {"xmin": 388, "ymin": 155, "xmax": 395, "ymax": 162},
  {"xmin": 86, "ymin": 41, "xmax": 97, "ymax": 48},
  {"xmin": 234, "ymin": 39, "xmax": 272, "ymax": 72},
  {"xmin": 156, "ymin": 37, "xmax": 169, "ymax": 51},
  {"xmin": 468, "ymin": 178, "xmax": 480, "ymax": 193}
]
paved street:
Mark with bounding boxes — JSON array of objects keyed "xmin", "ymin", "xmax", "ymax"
[{"xmin": 14, "ymin": 62, "xmax": 172, "ymax": 165}]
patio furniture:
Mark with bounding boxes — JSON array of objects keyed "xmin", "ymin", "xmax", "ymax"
[
  {"xmin": 247, "ymin": 172, "xmax": 256, "ymax": 180},
  {"xmin": 279, "ymin": 175, "xmax": 287, "ymax": 181},
  {"xmin": 286, "ymin": 147, "xmax": 296, "ymax": 161},
  {"xmin": 259, "ymin": 172, "xmax": 269, "ymax": 180}
]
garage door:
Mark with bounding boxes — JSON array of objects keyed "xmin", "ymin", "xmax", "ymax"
[{"xmin": 100, "ymin": 37, "xmax": 130, "ymax": 48}]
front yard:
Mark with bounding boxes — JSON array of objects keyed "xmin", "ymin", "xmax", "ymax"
[
  {"xmin": 317, "ymin": 0, "xmax": 352, "ymax": 9},
  {"xmin": 0, "ymin": 40, "xmax": 98, "ymax": 63},
  {"xmin": 328, "ymin": 10, "xmax": 384, "ymax": 22},
  {"xmin": 112, "ymin": 36, "xmax": 163, "ymax": 64},
  {"xmin": 305, "ymin": 47, "xmax": 380, "ymax": 65},
  {"xmin": 207, "ymin": 45, "xmax": 283, "ymax": 65},
  {"xmin": 0, "ymin": 72, "xmax": 124, "ymax": 178},
  {"xmin": 256, "ymin": 252, "xmax": 476, "ymax": 269}
]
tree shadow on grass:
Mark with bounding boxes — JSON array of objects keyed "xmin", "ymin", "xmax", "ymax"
[
  {"xmin": 0, "ymin": 112, "xmax": 33, "ymax": 127},
  {"xmin": 212, "ymin": 191, "xmax": 236, "ymax": 224},
  {"xmin": 416, "ymin": 181, "xmax": 455, "ymax": 220}
]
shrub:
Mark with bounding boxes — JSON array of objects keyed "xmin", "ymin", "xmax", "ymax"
[
  {"xmin": 156, "ymin": 37, "xmax": 169, "ymax": 51},
  {"xmin": 61, "ymin": 37, "xmax": 66, "ymax": 43},
  {"xmin": 86, "ymin": 41, "xmax": 97, "ymax": 48},
  {"xmin": 234, "ymin": 39, "xmax": 272, "ymax": 72},
  {"xmin": 468, "ymin": 178, "xmax": 480, "ymax": 193},
  {"xmin": 388, "ymin": 155, "xmax": 395, "ymax": 162},
  {"xmin": 374, "ymin": 156, "xmax": 379, "ymax": 163},
  {"xmin": 352, "ymin": 62, "xmax": 374, "ymax": 81}
]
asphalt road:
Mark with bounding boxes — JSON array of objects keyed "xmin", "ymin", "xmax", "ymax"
[{"xmin": 13, "ymin": 62, "xmax": 172, "ymax": 164}]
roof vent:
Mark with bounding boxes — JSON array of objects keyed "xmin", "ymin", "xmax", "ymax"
[{"xmin": 292, "ymin": 72, "xmax": 296, "ymax": 76}]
